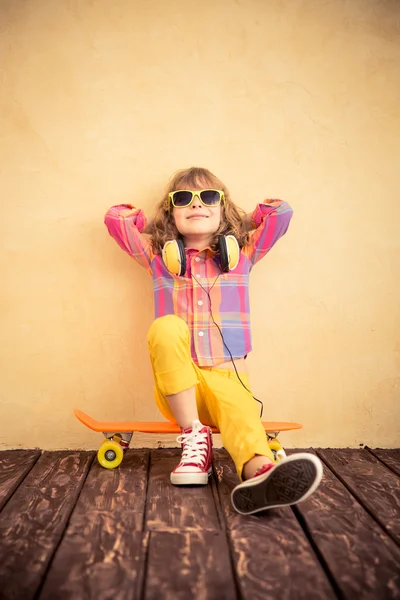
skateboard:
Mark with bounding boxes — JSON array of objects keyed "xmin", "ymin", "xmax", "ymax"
[{"xmin": 74, "ymin": 408, "xmax": 303, "ymax": 469}]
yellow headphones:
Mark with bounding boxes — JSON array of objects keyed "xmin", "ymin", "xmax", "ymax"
[{"xmin": 162, "ymin": 235, "xmax": 240, "ymax": 276}]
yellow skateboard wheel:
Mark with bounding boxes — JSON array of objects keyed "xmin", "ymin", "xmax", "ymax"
[
  {"xmin": 268, "ymin": 439, "xmax": 283, "ymax": 452},
  {"xmin": 268, "ymin": 438, "xmax": 286, "ymax": 463},
  {"xmin": 97, "ymin": 440, "xmax": 124, "ymax": 469}
]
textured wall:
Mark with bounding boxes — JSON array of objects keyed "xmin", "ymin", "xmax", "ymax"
[{"xmin": 1, "ymin": 0, "xmax": 399, "ymax": 450}]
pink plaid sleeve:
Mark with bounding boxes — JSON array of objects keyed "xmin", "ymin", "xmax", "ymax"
[
  {"xmin": 242, "ymin": 200, "xmax": 293, "ymax": 265},
  {"xmin": 104, "ymin": 205, "xmax": 155, "ymax": 273}
]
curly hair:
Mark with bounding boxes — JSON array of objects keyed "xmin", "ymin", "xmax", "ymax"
[{"xmin": 150, "ymin": 167, "xmax": 250, "ymax": 255}]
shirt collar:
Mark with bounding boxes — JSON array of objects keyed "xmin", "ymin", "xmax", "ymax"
[{"xmin": 186, "ymin": 246, "xmax": 217, "ymax": 257}]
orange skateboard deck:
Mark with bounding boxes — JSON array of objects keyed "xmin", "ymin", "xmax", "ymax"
[
  {"xmin": 74, "ymin": 408, "xmax": 303, "ymax": 469},
  {"xmin": 74, "ymin": 408, "xmax": 302, "ymax": 435}
]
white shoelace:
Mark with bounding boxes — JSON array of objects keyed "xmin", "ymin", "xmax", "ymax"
[{"xmin": 176, "ymin": 426, "xmax": 209, "ymax": 468}]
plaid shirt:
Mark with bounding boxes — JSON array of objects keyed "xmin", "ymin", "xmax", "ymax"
[{"xmin": 105, "ymin": 200, "xmax": 293, "ymax": 367}]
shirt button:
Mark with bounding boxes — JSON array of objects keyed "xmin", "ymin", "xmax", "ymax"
[
  {"xmin": 196, "ymin": 274, "xmax": 201, "ymax": 278},
  {"xmin": 198, "ymin": 300, "xmax": 203, "ymax": 306},
  {"xmin": 195, "ymin": 257, "xmax": 201, "ymax": 262},
  {"xmin": 198, "ymin": 331, "xmax": 204, "ymax": 337}
]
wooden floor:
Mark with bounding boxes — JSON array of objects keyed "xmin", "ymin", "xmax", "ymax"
[{"xmin": 0, "ymin": 447, "xmax": 399, "ymax": 600}]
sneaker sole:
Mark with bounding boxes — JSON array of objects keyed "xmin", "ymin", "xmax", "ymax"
[
  {"xmin": 231, "ymin": 453, "xmax": 323, "ymax": 515},
  {"xmin": 170, "ymin": 468, "xmax": 212, "ymax": 486}
]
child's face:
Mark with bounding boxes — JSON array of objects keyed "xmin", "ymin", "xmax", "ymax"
[{"xmin": 172, "ymin": 184, "xmax": 222, "ymax": 243}]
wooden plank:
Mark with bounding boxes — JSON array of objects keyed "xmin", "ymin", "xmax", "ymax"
[
  {"xmin": 367, "ymin": 448, "xmax": 400, "ymax": 477},
  {"xmin": 145, "ymin": 531, "xmax": 237, "ymax": 600},
  {"xmin": 213, "ymin": 449, "xmax": 336, "ymax": 600},
  {"xmin": 38, "ymin": 450, "xmax": 150, "ymax": 600},
  {"xmin": 0, "ymin": 450, "xmax": 41, "ymax": 511},
  {"xmin": 145, "ymin": 449, "xmax": 221, "ymax": 531},
  {"xmin": 317, "ymin": 448, "xmax": 400, "ymax": 545},
  {"xmin": 0, "ymin": 451, "xmax": 94, "ymax": 600},
  {"xmin": 293, "ymin": 449, "xmax": 400, "ymax": 599}
]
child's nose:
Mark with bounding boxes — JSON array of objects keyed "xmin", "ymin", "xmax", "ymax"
[{"xmin": 191, "ymin": 194, "xmax": 202, "ymax": 208}]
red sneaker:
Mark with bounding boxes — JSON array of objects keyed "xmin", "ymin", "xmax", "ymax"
[
  {"xmin": 170, "ymin": 420, "xmax": 213, "ymax": 486},
  {"xmin": 231, "ymin": 453, "xmax": 323, "ymax": 515}
]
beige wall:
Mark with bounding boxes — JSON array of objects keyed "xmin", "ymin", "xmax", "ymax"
[{"xmin": 1, "ymin": 0, "xmax": 399, "ymax": 451}]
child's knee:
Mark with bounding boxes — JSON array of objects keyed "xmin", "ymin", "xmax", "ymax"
[{"xmin": 147, "ymin": 315, "xmax": 189, "ymax": 348}]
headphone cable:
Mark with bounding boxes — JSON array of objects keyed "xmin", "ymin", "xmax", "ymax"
[{"xmin": 192, "ymin": 272, "xmax": 264, "ymax": 417}]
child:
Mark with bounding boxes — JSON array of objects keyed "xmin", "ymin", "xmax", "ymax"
[{"xmin": 104, "ymin": 167, "xmax": 322, "ymax": 515}]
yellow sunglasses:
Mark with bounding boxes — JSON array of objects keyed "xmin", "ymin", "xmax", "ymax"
[{"xmin": 168, "ymin": 189, "xmax": 225, "ymax": 208}]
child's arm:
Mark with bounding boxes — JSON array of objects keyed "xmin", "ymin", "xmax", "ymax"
[
  {"xmin": 104, "ymin": 205, "xmax": 155, "ymax": 273},
  {"xmin": 241, "ymin": 200, "xmax": 293, "ymax": 265}
]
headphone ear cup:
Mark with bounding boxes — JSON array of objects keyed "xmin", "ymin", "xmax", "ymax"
[
  {"xmin": 176, "ymin": 239, "xmax": 186, "ymax": 276},
  {"xmin": 162, "ymin": 239, "xmax": 186, "ymax": 276},
  {"xmin": 219, "ymin": 235, "xmax": 240, "ymax": 272},
  {"xmin": 218, "ymin": 235, "xmax": 230, "ymax": 272}
]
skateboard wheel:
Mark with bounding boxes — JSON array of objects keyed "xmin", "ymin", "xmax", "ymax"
[
  {"xmin": 268, "ymin": 439, "xmax": 286, "ymax": 463},
  {"xmin": 97, "ymin": 440, "xmax": 124, "ymax": 469},
  {"xmin": 268, "ymin": 439, "xmax": 282, "ymax": 450}
]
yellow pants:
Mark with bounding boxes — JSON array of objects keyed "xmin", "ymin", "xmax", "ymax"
[{"xmin": 147, "ymin": 315, "xmax": 274, "ymax": 479}]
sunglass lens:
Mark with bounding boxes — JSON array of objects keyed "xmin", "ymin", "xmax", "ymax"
[
  {"xmin": 200, "ymin": 190, "xmax": 221, "ymax": 205},
  {"xmin": 173, "ymin": 191, "xmax": 193, "ymax": 207}
]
